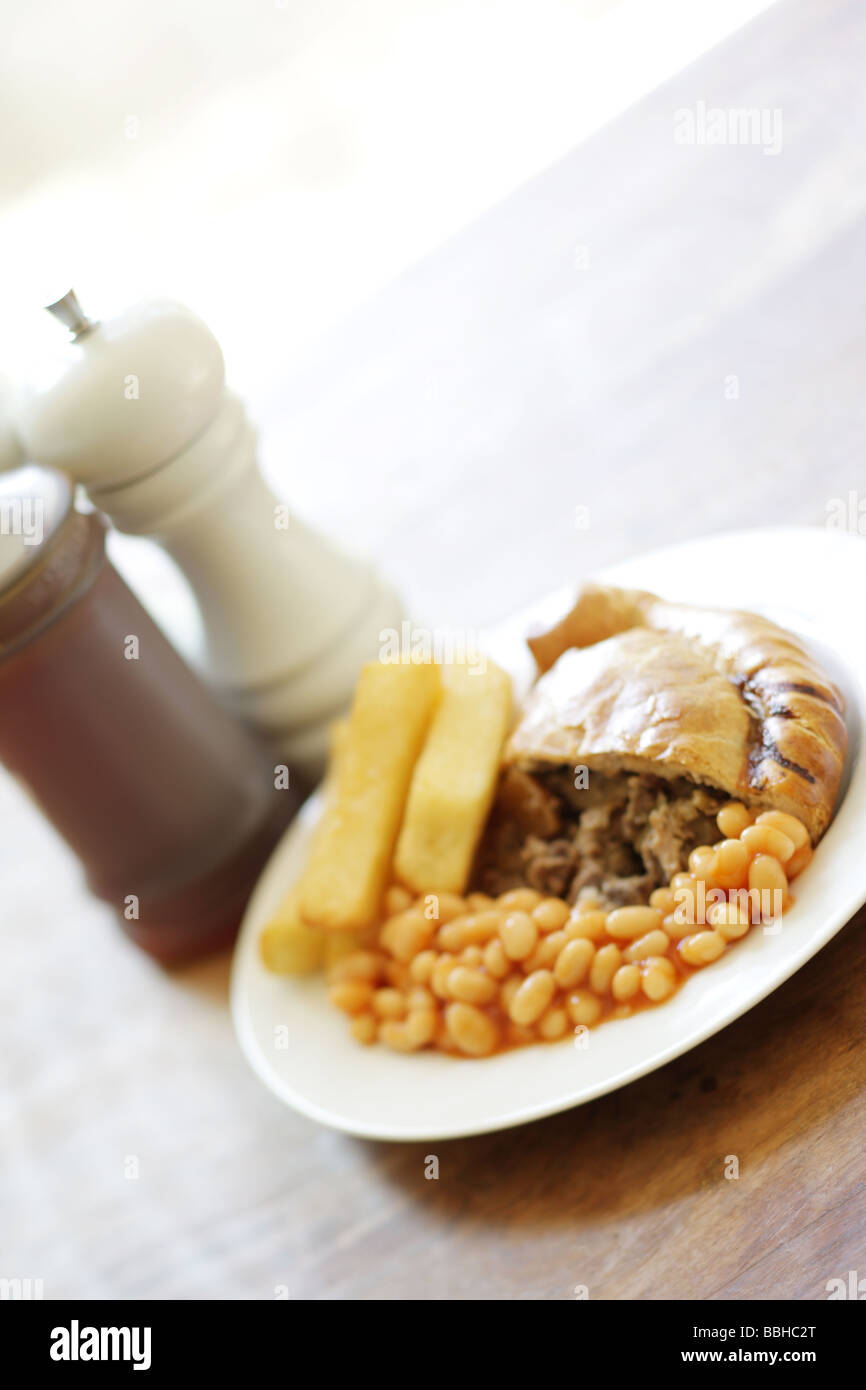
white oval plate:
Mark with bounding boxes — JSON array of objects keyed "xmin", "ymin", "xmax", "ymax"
[{"xmin": 231, "ymin": 526, "xmax": 866, "ymax": 1140}]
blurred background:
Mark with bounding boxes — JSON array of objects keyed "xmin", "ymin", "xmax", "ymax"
[
  {"xmin": 0, "ymin": 0, "xmax": 774, "ymax": 639},
  {"xmin": 1, "ymin": 0, "xmax": 771, "ymax": 385}
]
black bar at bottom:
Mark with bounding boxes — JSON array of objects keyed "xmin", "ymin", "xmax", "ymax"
[{"xmin": 1, "ymin": 1295, "xmax": 861, "ymax": 1375}]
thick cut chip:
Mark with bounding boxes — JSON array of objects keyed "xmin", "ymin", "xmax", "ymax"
[
  {"xmin": 394, "ymin": 660, "xmax": 512, "ymax": 895},
  {"xmin": 298, "ymin": 661, "xmax": 441, "ymax": 931},
  {"xmin": 260, "ymin": 891, "xmax": 326, "ymax": 975}
]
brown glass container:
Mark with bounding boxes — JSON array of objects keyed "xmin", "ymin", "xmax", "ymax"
[{"xmin": 0, "ymin": 468, "xmax": 297, "ymax": 963}]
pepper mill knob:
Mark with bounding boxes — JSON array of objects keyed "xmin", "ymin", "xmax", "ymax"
[
  {"xmin": 46, "ymin": 288, "xmax": 99, "ymax": 339},
  {"xmin": 14, "ymin": 293, "xmax": 402, "ymax": 778},
  {"xmin": 18, "ymin": 294, "xmax": 226, "ymax": 489}
]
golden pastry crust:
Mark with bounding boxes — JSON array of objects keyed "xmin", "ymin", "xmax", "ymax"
[{"xmin": 511, "ymin": 583, "xmax": 847, "ymax": 843}]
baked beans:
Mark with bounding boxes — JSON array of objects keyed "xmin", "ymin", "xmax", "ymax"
[
  {"xmin": 524, "ymin": 929, "xmax": 567, "ymax": 972},
  {"xmin": 566, "ymin": 989, "xmax": 602, "ymax": 1027},
  {"xmin": 322, "ymin": 805, "xmax": 811, "ymax": 1056},
  {"xmin": 755, "ymin": 810, "xmax": 809, "ymax": 849},
  {"xmin": 564, "ymin": 910, "xmax": 608, "ymax": 942},
  {"xmin": 533, "ymin": 897, "xmax": 571, "ymax": 932},
  {"xmin": 611, "ymin": 963, "xmax": 641, "ymax": 1001},
  {"xmin": 716, "ymin": 801, "xmax": 754, "ymax": 839},
  {"xmin": 641, "ymin": 956, "xmax": 677, "ymax": 1001},
  {"xmin": 679, "ymin": 930, "xmax": 725, "ymax": 967},
  {"xmin": 553, "ymin": 937, "xmax": 596, "ymax": 988},
  {"xmin": 500, "ymin": 911, "xmax": 539, "ymax": 961},
  {"xmin": 785, "ymin": 841, "xmax": 813, "ymax": 879},
  {"xmin": 713, "ymin": 839, "xmax": 750, "ymax": 890},
  {"xmin": 538, "ymin": 1006, "xmax": 569, "ymax": 1040},
  {"xmin": 508, "ymin": 970, "xmax": 556, "ymax": 1026},
  {"xmin": 447, "ymin": 965, "xmax": 498, "ymax": 1006},
  {"xmin": 740, "ymin": 824, "xmax": 795, "ymax": 863},
  {"xmin": 445, "ymin": 1002, "xmax": 499, "ymax": 1056},
  {"xmin": 605, "ymin": 906, "xmax": 663, "ymax": 940},
  {"xmin": 589, "ymin": 942, "xmax": 622, "ymax": 994},
  {"xmin": 623, "ymin": 929, "xmax": 670, "ymax": 963}
]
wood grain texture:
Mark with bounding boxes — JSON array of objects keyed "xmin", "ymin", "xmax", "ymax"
[{"xmin": 3, "ymin": 0, "xmax": 865, "ymax": 1300}]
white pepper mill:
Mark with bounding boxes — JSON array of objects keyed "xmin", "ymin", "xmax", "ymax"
[{"xmin": 13, "ymin": 291, "xmax": 403, "ymax": 779}]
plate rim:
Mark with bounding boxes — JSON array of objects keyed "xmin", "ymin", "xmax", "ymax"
[{"xmin": 231, "ymin": 523, "xmax": 866, "ymax": 1141}]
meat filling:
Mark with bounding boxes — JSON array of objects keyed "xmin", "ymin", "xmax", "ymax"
[{"xmin": 473, "ymin": 766, "xmax": 728, "ymax": 909}]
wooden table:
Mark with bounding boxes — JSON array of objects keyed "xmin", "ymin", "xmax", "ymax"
[{"xmin": 4, "ymin": 0, "xmax": 865, "ymax": 1300}]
